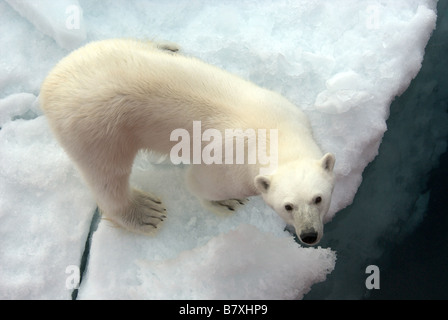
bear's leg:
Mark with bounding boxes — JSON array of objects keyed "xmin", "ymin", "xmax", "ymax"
[
  {"xmin": 186, "ymin": 165, "xmax": 248, "ymax": 215},
  {"xmin": 93, "ymin": 171, "xmax": 167, "ymax": 234},
  {"xmin": 70, "ymin": 144, "xmax": 166, "ymax": 235}
]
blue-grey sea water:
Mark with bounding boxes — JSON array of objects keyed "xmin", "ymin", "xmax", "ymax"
[{"xmin": 306, "ymin": 0, "xmax": 448, "ymax": 300}]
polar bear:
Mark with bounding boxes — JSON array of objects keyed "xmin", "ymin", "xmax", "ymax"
[{"xmin": 40, "ymin": 39, "xmax": 335, "ymax": 245}]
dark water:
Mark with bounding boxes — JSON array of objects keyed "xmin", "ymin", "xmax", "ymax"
[
  {"xmin": 369, "ymin": 151, "xmax": 448, "ymax": 299},
  {"xmin": 306, "ymin": 1, "xmax": 448, "ymax": 300},
  {"xmin": 369, "ymin": 1, "xmax": 448, "ymax": 300}
]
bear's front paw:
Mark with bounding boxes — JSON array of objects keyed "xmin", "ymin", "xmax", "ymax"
[
  {"xmin": 202, "ymin": 198, "xmax": 249, "ymax": 216},
  {"xmin": 119, "ymin": 189, "xmax": 167, "ymax": 235}
]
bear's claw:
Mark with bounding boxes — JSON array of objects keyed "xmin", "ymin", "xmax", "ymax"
[
  {"xmin": 202, "ymin": 198, "xmax": 249, "ymax": 216},
  {"xmin": 118, "ymin": 189, "xmax": 167, "ymax": 234}
]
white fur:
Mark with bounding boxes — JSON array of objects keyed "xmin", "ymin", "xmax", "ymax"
[{"xmin": 40, "ymin": 39, "xmax": 335, "ymax": 244}]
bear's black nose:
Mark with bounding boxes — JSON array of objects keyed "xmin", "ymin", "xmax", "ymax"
[{"xmin": 299, "ymin": 230, "xmax": 318, "ymax": 245}]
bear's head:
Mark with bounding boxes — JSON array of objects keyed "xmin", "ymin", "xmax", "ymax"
[{"xmin": 254, "ymin": 153, "xmax": 335, "ymax": 246}]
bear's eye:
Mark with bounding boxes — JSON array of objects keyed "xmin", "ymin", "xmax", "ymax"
[
  {"xmin": 284, "ymin": 204, "xmax": 293, "ymax": 212},
  {"xmin": 314, "ymin": 196, "xmax": 322, "ymax": 204}
]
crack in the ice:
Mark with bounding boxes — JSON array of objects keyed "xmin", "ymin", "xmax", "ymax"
[{"xmin": 71, "ymin": 207, "xmax": 101, "ymax": 300}]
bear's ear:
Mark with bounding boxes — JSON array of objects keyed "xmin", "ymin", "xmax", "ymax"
[
  {"xmin": 254, "ymin": 175, "xmax": 271, "ymax": 194},
  {"xmin": 320, "ymin": 153, "xmax": 335, "ymax": 172}
]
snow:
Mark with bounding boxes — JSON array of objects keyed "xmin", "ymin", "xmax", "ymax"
[
  {"xmin": 80, "ymin": 224, "xmax": 335, "ymax": 299},
  {"xmin": 4, "ymin": 0, "xmax": 86, "ymax": 50},
  {"xmin": 0, "ymin": 115, "xmax": 95, "ymax": 299},
  {"xmin": 0, "ymin": 0, "xmax": 438, "ymax": 299}
]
